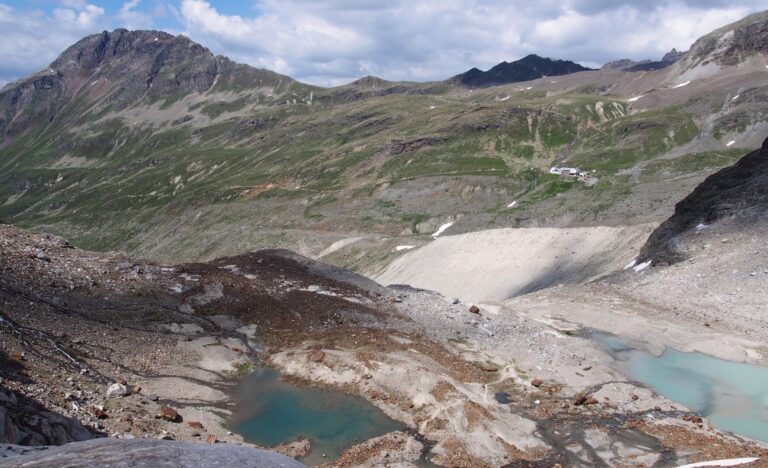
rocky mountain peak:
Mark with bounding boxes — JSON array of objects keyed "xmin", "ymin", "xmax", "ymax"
[
  {"xmin": 450, "ymin": 54, "xmax": 591, "ymax": 88},
  {"xmin": 46, "ymin": 29, "xmax": 221, "ymax": 96}
]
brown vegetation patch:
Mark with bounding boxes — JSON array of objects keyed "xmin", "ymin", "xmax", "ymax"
[
  {"xmin": 433, "ymin": 436, "xmax": 493, "ymax": 468},
  {"xmin": 430, "ymin": 380, "xmax": 457, "ymax": 402}
]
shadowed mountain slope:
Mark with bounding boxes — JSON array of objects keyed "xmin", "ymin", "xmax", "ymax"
[{"xmin": 640, "ymin": 137, "xmax": 768, "ymax": 264}]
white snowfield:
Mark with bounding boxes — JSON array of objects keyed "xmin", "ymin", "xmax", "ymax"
[
  {"xmin": 376, "ymin": 225, "xmax": 655, "ymax": 303},
  {"xmin": 673, "ymin": 80, "xmax": 691, "ymax": 88},
  {"xmin": 633, "ymin": 260, "xmax": 652, "ymax": 272},
  {"xmin": 677, "ymin": 458, "xmax": 760, "ymax": 468},
  {"xmin": 395, "ymin": 245, "xmax": 415, "ymax": 251},
  {"xmin": 726, "ymin": 140, "xmax": 736, "ymax": 147},
  {"xmin": 507, "ymin": 200, "xmax": 517, "ymax": 208},
  {"xmin": 628, "ymin": 95, "xmax": 644, "ymax": 102},
  {"xmin": 431, "ymin": 221, "xmax": 454, "ymax": 238}
]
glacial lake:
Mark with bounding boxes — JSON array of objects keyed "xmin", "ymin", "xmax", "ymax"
[
  {"xmin": 229, "ymin": 367, "xmax": 403, "ymax": 465},
  {"xmin": 592, "ymin": 332, "xmax": 768, "ymax": 442}
]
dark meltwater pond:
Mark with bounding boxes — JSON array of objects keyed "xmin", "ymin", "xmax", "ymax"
[
  {"xmin": 592, "ymin": 332, "xmax": 768, "ymax": 443},
  {"xmin": 229, "ymin": 367, "xmax": 403, "ymax": 465}
]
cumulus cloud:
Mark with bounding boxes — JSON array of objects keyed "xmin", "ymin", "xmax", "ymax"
[
  {"xmin": 0, "ymin": 2, "xmax": 109, "ymax": 84},
  {"xmin": 117, "ymin": 0, "xmax": 153, "ymax": 30},
  {"xmin": 176, "ymin": 0, "xmax": 766, "ymax": 85}
]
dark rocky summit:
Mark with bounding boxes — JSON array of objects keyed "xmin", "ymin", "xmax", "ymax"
[
  {"xmin": 640, "ymin": 137, "xmax": 768, "ymax": 264},
  {"xmin": 450, "ymin": 54, "xmax": 591, "ymax": 88}
]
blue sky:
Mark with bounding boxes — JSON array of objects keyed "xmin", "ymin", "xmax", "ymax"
[{"xmin": 0, "ymin": 1, "xmax": 765, "ymax": 87}]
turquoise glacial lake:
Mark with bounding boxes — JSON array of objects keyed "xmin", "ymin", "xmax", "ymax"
[
  {"xmin": 592, "ymin": 332, "xmax": 768, "ymax": 442},
  {"xmin": 229, "ymin": 367, "xmax": 403, "ymax": 465}
]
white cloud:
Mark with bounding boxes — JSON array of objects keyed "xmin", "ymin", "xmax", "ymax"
[
  {"xmin": 53, "ymin": 4, "xmax": 105, "ymax": 28},
  {"xmin": 0, "ymin": 2, "xmax": 108, "ymax": 84},
  {"xmin": 117, "ymin": 0, "xmax": 154, "ymax": 30}
]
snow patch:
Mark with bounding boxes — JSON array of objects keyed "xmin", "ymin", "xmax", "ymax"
[
  {"xmin": 429, "ymin": 105, "xmax": 436, "ymax": 109},
  {"xmin": 695, "ymin": 223, "xmax": 708, "ymax": 231},
  {"xmin": 731, "ymin": 94, "xmax": 739, "ymax": 101},
  {"xmin": 623, "ymin": 259, "xmax": 637, "ymax": 270},
  {"xmin": 506, "ymin": 200, "xmax": 517, "ymax": 208},
  {"xmin": 627, "ymin": 95, "xmax": 643, "ymax": 102},
  {"xmin": 673, "ymin": 81, "xmax": 691, "ymax": 88},
  {"xmin": 633, "ymin": 260, "xmax": 652, "ymax": 272},
  {"xmin": 499, "ymin": 96, "xmax": 510, "ymax": 101},
  {"xmin": 726, "ymin": 140, "xmax": 735, "ymax": 147},
  {"xmin": 678, "ymin": 458, "xmax": 760, "ymax": 468},
  {"xmin": 431, "ymin": 222, "xmax": 454, "ymax": 238},
  {"xmin": 395, "ymin": 245, "xmax": 416, "ymax": 251},
  {"xmin": 525, "ymin": 86, "xmax": 533, "ymax": 90}
]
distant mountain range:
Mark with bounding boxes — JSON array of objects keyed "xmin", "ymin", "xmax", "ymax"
[
  {"xmin": 450, "ymin": 54, "xmax": 592, "ymax": 88},
  {"xmin": 602, "ymin": 48, "xmax": 686, "ymax": 72}
]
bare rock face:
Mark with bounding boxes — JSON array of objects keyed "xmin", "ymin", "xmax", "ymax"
[
  {"xmin": 0, "ymin": 388, "xmax": 96, "ymax": 446},
  {"xmin": 0, "ymin": 438, "xmax": 306, "ymax": 467}
]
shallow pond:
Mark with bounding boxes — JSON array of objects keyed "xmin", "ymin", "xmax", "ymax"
[
  {"xmin": 229, "ymin": 367, "xmax": 404, "ymax": 465},
  {"xmin": 592, "ymin": 332, "xmax": 768, "ymax": 442}
]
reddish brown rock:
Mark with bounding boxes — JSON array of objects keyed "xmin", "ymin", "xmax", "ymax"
[
  {"xmin": 91, "ymin": 406, "xmax": 108, "ymax": 419},
  {"xmin": 309, "ymin": 349, "xmax": 325, "ymax": 363},
  {"xmin": 206, "ymin": 434, "xmax": 217, "ymax": 444},
  {"xmin": 573, "ymin": 392, "xmax": 588, "ymax": 406},
  {"xmin": 159, "ymin": 405, "xmax": 179, "ymax": 422},
  {"xmin": 275, "ymin": 438, "xmax": 311, "ymax": 458},
  {"xmin": 188, "ymin": 421, "xmax": 204, "ymax": 429},
  {"xmin": 531, "ymin": 379, "xmax": 543, "ymax": 387},
  {"xmin": 469, "ymin": 305, "xmax": 480, "ymax": 314}
]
